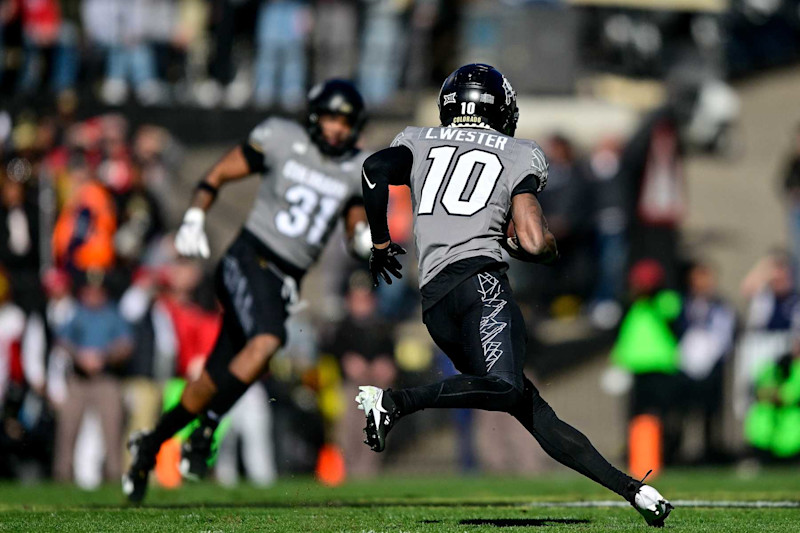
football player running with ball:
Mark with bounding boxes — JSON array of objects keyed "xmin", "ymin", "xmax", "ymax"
[
  {"xmin": 356, "ymin": 64, "xmax": 672, "ymax": 527},
  {"xmin": 124, "ymin": 80, "xmax": 373, "ymax": 503}
]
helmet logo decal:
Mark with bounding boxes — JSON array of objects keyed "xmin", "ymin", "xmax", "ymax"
[
  {"xmin": 479, "ymin": 93, "xmax": 495, "ymax": 104},
  {"xmin": 502, "ymin": 76, "xmax": 515, "ymax": 105},
  {"xmin": 443, "ymin": 92, "xmax": 457, "ymax": 106},
  {"xmin": 329, "ymin": 94, "xmax": 345, "ymax": 110},
  {"xmin": 451, "ymin": 115, "xmax": 487, "ymax": 126},
  {"xmin": 308, "ymin": 83, "xmax": 323, "ymax": 100}
]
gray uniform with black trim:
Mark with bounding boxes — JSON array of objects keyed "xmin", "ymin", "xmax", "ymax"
[
  {"xmin": 244, "ymin": 117, "xmax": 369, "ymax": 270},
  {"xmin": 390, "ymin": 126, "xmax": 548, "ymax": 289}
]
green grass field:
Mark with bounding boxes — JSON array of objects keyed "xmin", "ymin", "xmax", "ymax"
[{"xmin": 1, "ymin": 469, "xmax": 799, "ymax": 532}]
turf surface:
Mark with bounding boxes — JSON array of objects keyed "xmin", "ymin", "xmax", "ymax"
[{"xmin": 1, "ymin": 469, "xmax": 798, "ymax": 532}]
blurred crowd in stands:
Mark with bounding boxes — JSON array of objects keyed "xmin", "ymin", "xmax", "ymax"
[
  {"xmin": 608, "ymin": 245, "xmax": 800, "ymax": 474},
  {"xmin": 3, "ymin": 1, "xmax": 800, "ymax": 112},
  {"xmin": 0, "ymin": 0, "xmax": 426, "ymax": 109},
  {"xmin": 0, "ymin": 105, "xmax": 212, "ymax": 485}
]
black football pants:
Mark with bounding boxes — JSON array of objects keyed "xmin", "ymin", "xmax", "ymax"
[{"xmin": 390, "ymin": 270, "xmax": 638, "ymax": 501}]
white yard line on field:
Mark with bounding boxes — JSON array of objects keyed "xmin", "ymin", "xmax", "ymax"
[{"xmin": 523, "ymin": 500, "xmax": 800, "ymax": 509}]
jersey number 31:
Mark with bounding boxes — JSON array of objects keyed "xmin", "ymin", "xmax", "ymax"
[
  {"xmin": 418, "ymin": 147, "xmax": 503, "ymax": 216},
  {"xmin": 275, "ymin": 184, "xmax": 338, "ymax": 245}
]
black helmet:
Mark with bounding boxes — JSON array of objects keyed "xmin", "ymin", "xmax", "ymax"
[
  {"xmin": 438, "ymin": 64, "xmax": 519, "ymax": 137},
  {"xmin": 306, "ymin": 79, "xmax": 366, "ymax": 156}
]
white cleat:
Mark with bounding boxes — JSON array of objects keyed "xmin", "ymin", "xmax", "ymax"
[
  {"xmin": 355, "ymin": 385, "xmax": 394, "ymax": 452},
  {"xmin": 634, "ymin": 484, "xmax": 673, "ymax": 527}
]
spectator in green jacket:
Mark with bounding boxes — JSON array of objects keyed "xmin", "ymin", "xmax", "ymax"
[
  {"xmin": 612, "ymin": 258, "xmax": 683, "ymax": 463},
  {"xmin": 745, "ymin": 352, "xmax": 800, "ymax": 460}
]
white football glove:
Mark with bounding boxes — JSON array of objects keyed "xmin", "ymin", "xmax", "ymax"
[
  {"xmin": 350, "ymin": 220, "xmax": 373, "ymax": 260},
  {"xmin": 174, "ymin": 207, "xmax": 210, "ymax": 258}
]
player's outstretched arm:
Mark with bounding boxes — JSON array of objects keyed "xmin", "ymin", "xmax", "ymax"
[
  {"xmin": 361, "ymin": 146, "xmax": 412, "ymax": 285},
  {"xmin": 509, "ymin": 192, "xmax": 558, "ymax": 264},
  {"xmin": 176, "ymin": 145, "xmax": 261, "ymax": 258},
  {"xmin": 189, "ymin": 145, "xmax": 259, "ymax": 210}
]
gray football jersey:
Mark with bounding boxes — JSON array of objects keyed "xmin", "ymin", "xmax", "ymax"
[
  {"xmin": 391, "ymin": 126, "xmax": 548, "ymax": 289},
  {"xmin": 244, "ymin": 118, "xmax": 368, "ymax": 271}
]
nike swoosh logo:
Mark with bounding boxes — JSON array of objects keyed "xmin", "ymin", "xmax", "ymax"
[
  {"xmin": 372, "ymin": 389, "xmax": 386, "ymax": 429},
  {"xmin": 362, "ymin": 168, "xmax": 376, "ymax": 190}
]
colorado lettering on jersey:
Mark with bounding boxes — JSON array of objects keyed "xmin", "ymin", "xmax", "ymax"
[
  {"xmin": 423, "ymin": 127, "xmax": 509, "ymax": 151},
  {"xmin": 282, "ymin": 159, "xmax": 348, "ymax": 199}
]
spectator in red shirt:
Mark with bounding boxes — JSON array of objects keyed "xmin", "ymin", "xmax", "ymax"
[
  {"xmin": 16, "ymin": 0, "xmax": 79, "ymax": 97},
  {"xmin": 160, "ymin": 261, "xmax": 221, "ymax": 379},
  {"xmin": 119, "ymin": 258, "xmax": 219, "ymax": 455}
]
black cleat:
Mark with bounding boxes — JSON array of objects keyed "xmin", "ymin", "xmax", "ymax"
[
  {"xmin": 355, "ymin": 386, "xmax": 397, "ymax": 452},
  {"xmin": 179, "ymin": 423, "xmax": 215, "ymax": 481},
  {"xmin": 122, "ymin": 431, "xmax": 158, "ymax": 504}
]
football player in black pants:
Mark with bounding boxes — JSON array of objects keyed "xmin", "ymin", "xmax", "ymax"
[
  {"xmin": 123, "ymin": 80, "xmax": 373, "ymax": 503},
  {"xmin": 357, "ymin": 64, "xmax": 672, "ymax": 527}
]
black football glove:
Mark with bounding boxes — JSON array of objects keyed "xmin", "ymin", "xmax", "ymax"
[{"xmin": 369, "ymin": 242, "xmax": 407, "ymax": 286}]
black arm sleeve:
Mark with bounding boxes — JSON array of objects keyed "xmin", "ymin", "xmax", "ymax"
[
  {"xmin": 240, "ymin": 142, "xmax": 267, "ymax": 174},
  {"xmin": 362, "ymin": 146, "xmax": 413, "ymax": 244},
  {"xmin": 511, "ymin": 174, "xmax": 540, "ymax": 197}
]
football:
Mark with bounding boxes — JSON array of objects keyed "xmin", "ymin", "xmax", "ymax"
[
  {"xmin": 505, "ymin": 218, "xmax": 516, "ymax": 240},
  {"xmin": 501, "ymin": 215, "xmax": 522, "ymax": 257}
]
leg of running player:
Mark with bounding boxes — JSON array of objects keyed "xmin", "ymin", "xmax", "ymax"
[
  {"xmin": 137, "ymin": 313, "xmax": 282, "ymax": 484},
  {"xmin": 506, "ymin": 355, "xmax": 674, "ymax": 524},
  {"xmin": 123, "ymin": 329, "xmax": 280, "ymax": 502},
  {"xmin": 358, "ymin": 271, "xmax": 672, "ymax": 525},
  {"xmin": 361, "ymin": 273, "xmax": 527, "ymax": 420},
  {"xmin": 176, "ymin": 332, "xmax": 282, "ymax": 480},
  {"xmin": 176, "ymin": 236, "xmax": 292, "ymax": 480},
  {"xmin": 141, "ymin": 334, "xmax": 278, "ymax": 451},
  {"xmin": 361, "ymin": 272, "xmax": 636, "ymax": 498}
]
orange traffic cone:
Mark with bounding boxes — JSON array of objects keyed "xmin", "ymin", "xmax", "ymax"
[
  {"xmin": 315, "ymin": 444, "xmax": 346, "ymax": 486},
  {"xmin": 154, "ymin": 437, "xmax": 183, "ymax": 489},
  {"xmin": 628, "ymin": 414, "xmax": 662, "ymax": 480}
]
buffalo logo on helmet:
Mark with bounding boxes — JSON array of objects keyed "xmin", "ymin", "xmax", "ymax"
[{"xmin": 502, "ymin": 76, "xmax": 515, "ymax": 106}]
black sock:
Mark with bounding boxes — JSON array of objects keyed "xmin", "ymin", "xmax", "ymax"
[
  {"xmin": 205, "ymin": 370, "xmax": 250, "ymax": 420},
  {"xmin": 511, "ymin": 378, "xmax": 639, "ymax": 501},
  {"xmin": 390, "ymin": 374, "xmax": 521, "ymax": 418},
  {"xmin": 149, "ymin": 403, "xmax": 196, "ymax": 449}
]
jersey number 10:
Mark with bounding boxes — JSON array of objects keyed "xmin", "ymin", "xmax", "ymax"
[{"xmin": 418, "ymin": 147, "xmax": 503, "ymax": 216}]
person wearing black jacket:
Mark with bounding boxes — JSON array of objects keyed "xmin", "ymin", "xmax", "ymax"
[{"xmin": 0, "ymin": 174, "xmax": 44, "ymax": 315}]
